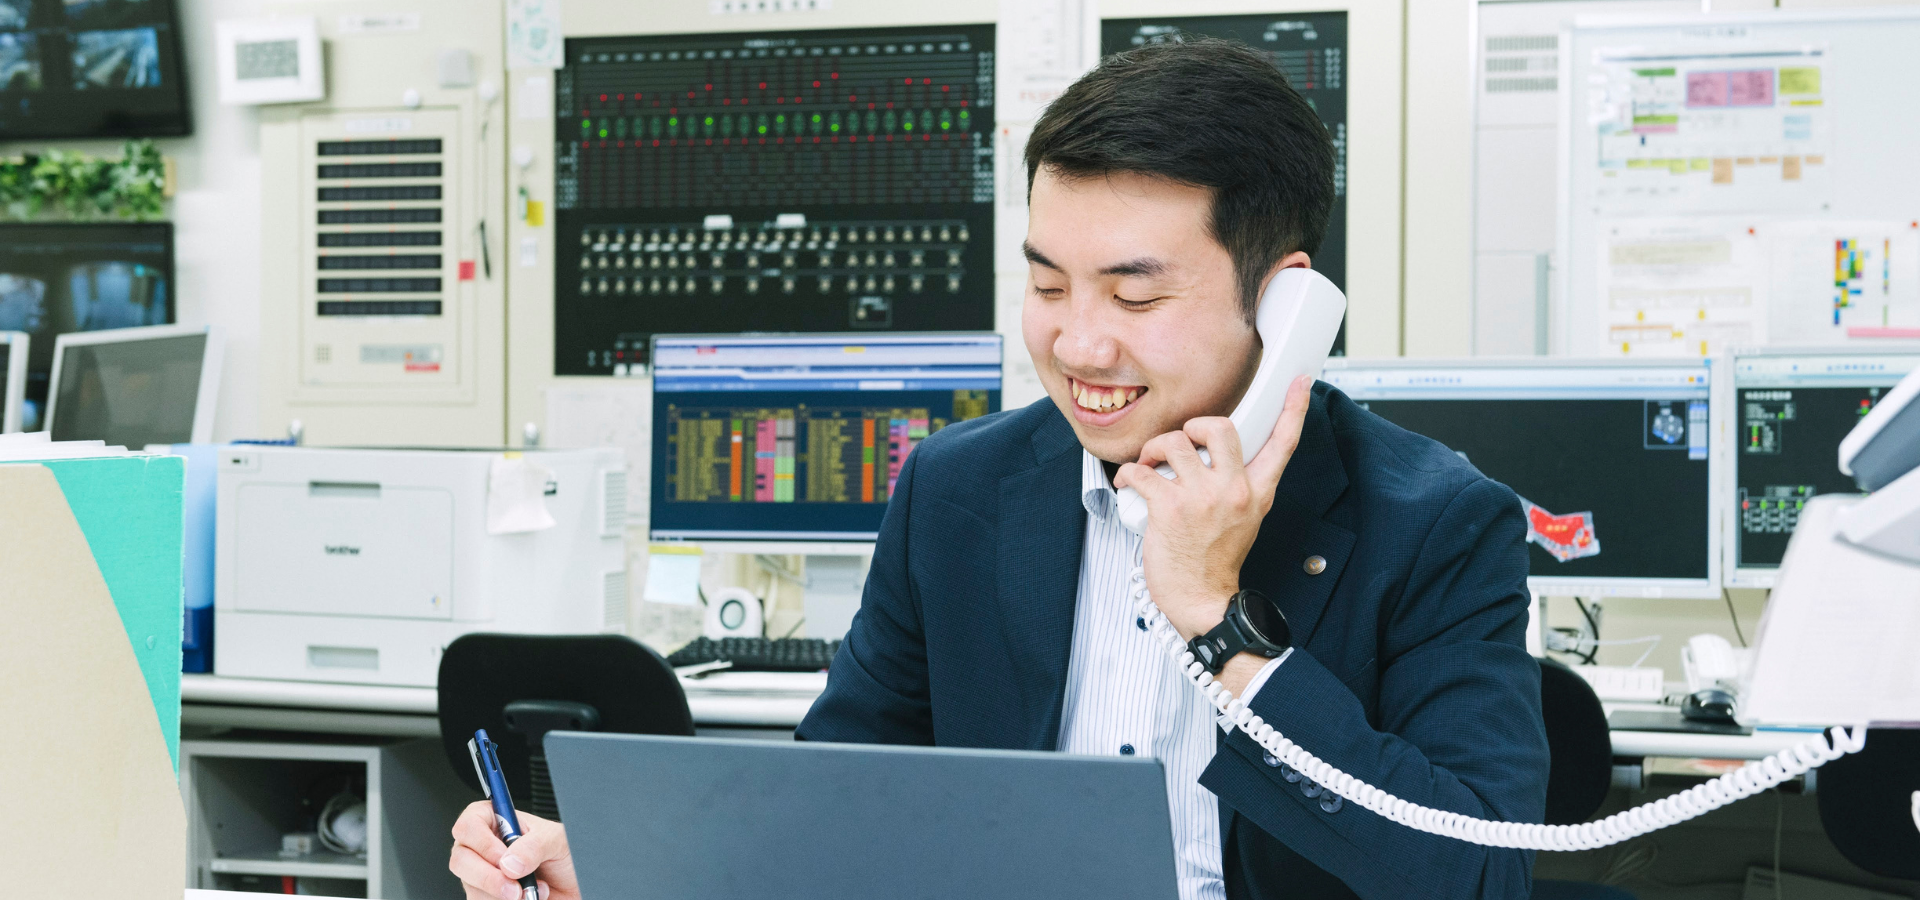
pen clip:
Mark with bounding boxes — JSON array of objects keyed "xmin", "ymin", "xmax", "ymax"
[{"xmin": 467, "ymin": 734, "xmax": 493, "ymax": 799}]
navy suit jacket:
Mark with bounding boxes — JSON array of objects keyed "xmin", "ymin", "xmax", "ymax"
[{"xmin": 796, "ymin": 383, "xmax": 1550, "ymax": 899}]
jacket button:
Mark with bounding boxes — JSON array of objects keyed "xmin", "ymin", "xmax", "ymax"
[
  {"xmin": 1301, "ymin": 779, "xmax": 1323, "ymax": 799},
  {"xmin": 1319, "ymin": 794, "xmax": 1344, "ymax": 814},
  {"xmin": 1262, "ymin": 753, "xmax": 1281, "ymax": 768},
  {"xmin": 1303, "ymin": 555, "xmax": 1327, "ymax": 575}
]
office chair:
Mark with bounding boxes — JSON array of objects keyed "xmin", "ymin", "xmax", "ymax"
[
  {"xmin": 438, "ymin": 633, "xmax": 695, "ymax": 822},
  {"xmin": 1816, "ymin": 728, "xmax": 1920, "ymax": 880},
  {"xmin": 1533, "ymin": 657, "xmax": 1637, "ymax": 900}
]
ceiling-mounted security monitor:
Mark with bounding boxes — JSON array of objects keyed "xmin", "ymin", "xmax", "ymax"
[
  {"xmin": 0, "ymin": 0, "xmax": 192, "ymax": 138},
  {"xmin": 46, "ymin": 323, "xmax": 220, "ymax": 447},
  {"xmin": 0, "ymin": 330, "xmax": 24, "ymax": 432},
  {"xmin": 1325, "ymin": 358, "xmax": 1723, "ymax": 598}
]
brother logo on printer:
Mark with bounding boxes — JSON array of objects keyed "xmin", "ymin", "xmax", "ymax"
[{"xmin": 324, "ymin": 545, "xmax": 362, "ymax": 556}]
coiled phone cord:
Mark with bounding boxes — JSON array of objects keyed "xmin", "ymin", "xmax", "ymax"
[{"xmin": 1126, "ymin": 564, "xmax": 1868, "ymax": 850}]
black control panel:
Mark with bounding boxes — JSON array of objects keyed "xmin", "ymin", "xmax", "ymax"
[{"xmin": 554, "ymin": 25, "xmax": 995, "ymax": 374}]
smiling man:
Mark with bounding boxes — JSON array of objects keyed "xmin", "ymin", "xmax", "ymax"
[{"xmin": 450, "ymin": 38, "xmax": 1548, "ymax": 900}]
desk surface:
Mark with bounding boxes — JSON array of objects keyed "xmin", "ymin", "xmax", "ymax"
[
  {"xmin": 183, "ymin": 674, "xmax": 1813, "ymax": 760},
  {"xmin": 182, "ymin": 671, "xmax": 825, "ymax": 732}
]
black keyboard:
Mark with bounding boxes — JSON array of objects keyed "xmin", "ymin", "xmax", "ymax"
[{"xmin": 667, "ymin": 637, "xmax": 840, "ymax": 673}]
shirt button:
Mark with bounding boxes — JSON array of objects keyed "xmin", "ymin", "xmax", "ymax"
[
  {"xmin": 1304, "ymin": 555, "xmax": 1327, "ymax": 575},
  {"xmin": 1119, "ymin": 744, "xmax": 1135, "ymax": 756},
  {"xmin": 1135, "ymin": 617, "xmax": 1147, "ymax": 631}
]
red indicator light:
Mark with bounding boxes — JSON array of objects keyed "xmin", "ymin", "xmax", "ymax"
[
  {"xmin": 923, "ymin": 78, "xmax": 931, "ymax": 84},
  {"xmin": 705, "ymin": 83, "xmax": 712, "ymax": 90},
  {"xmin": 599, "ymin": 93, "xmax": 607, "ymax": 101},
  {"xmin": 831, "ymin": 72, "xmax": 838, "ymax": 79},
  {"xmin": 813, "ymin": 80, "xmax": 821, "ymax": 87},
  {"xmin": 759, "ymin": 82, "xmax": 767, "ymax": 89},
  {"xmin": 903, "ymin": 78, "xmax": 911, "ymax": 85},
  {"xmin": 942, "ymin": 85, "xmax": 949, "ymax": 92}
]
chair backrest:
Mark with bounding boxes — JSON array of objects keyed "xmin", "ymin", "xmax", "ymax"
[
  {"xmin": 437, "ymin": 633, "xmax": 695, "ymax": 820},
  {"xmin": 1539, "ymin": 657, "xmax": 1613, "ymax": 826},
  {"xmin": 1816, "ymin": 728, "xmax": 1920, "ymax": 880}
]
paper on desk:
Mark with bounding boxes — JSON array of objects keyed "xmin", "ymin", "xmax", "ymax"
[
  {"xmin": 1745, "ymin": 496, "xmax": 1920, "ymax": 727},
  {"xmin": 644, "ymin": 544, "xmax": 703, "ymax": 606},
  {"xmin": 486, "ymin": 454, "xmax": 557, "ymax": 534}
]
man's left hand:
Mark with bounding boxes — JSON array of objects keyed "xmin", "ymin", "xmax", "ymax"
[{"xmin": 1115, "ymin": 376, "xmax": 1313, "ymax": 644}]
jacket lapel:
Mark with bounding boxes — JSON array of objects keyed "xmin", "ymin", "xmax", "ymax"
[
  {"xmin": 995, "ymin": 409, "xmax": 1086, "ymax": 751},
  {"xmin": 1239, "ymin": 386, "xmax": 1356, "ymax": 648}
]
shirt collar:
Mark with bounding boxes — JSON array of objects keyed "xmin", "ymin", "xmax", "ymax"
[{"xmin": 1080, "ymin": 450, "xmax": 1115, "ymax": 519}]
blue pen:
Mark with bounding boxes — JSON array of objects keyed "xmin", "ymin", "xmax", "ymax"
[{"xmin": 468, "ymin": 729, "xmax": 541, "ymax": 900}]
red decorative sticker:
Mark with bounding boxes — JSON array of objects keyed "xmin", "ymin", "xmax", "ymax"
[
  {"xmin": 1520, "ymin": 497, "xmax": 1601, "ymax": 562},
  {"xmin": 459, "ymin": 260, "xmax": 476, "ymax": 280}
]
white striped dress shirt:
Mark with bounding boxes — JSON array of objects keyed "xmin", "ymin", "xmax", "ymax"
[{"xmin": 1057, "ymin": 451, "xmax": 1285, "ymax": 900}]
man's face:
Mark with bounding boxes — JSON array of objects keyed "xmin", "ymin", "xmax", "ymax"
[{"xmin": 1022, "ymin": 168, "xmax": 1260, "ymax": 466}]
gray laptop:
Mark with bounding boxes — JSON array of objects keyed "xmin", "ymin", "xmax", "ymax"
[{"xmin": 547, "ymin": 733, "xmax": 1180, "ymax": 900}]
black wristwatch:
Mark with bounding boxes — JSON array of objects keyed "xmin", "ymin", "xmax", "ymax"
[{"xmin": 1188, "ymin": 589, "xmax": 1291, "ymax": 676}]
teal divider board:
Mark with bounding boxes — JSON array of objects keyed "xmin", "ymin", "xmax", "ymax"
[{"xmin": 42, "ymin": 455, "xmax": 185, "ymax": 770}]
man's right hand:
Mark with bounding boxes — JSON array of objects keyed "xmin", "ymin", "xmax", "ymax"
[{"xmin": 449, "ymin": 800, "xmax": 580, "ymax": 900}]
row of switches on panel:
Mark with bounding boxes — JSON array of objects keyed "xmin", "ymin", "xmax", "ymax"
[
  {"xmin": 581, "ymin": 248, "xmax": 964, "ymax": 271},
  {"xmin": 579, "ymin": 272, "xmax": 962, "ymax": 296}
]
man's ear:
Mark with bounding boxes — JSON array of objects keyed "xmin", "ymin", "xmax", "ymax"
[{"xmin": 1255, "ymin": 251, "xmax": 1314, "ymax": 297}]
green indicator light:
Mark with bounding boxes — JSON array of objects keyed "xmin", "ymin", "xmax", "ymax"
[
  {"xmin": 705, "ymin": 117, "xmax": 713, "ymax": 126},
  {"xmin": 942, "ymin": 122, "xmax": 950, "ymax": 129},
  {"xmin": 669, "ymin": 117, "xmax": 678, "ymax": 126},
  {"xmin": 904, "ymin": 121, "xmax": 912, "ymax": 130},
  {"xmin": 830, "ymin": 123, "xmax": 839, "ymax": 132},
  {"xmin": 758, "ymin": 125, "xmax": 766, "ymax": 133},
  {"xmin": 598, "ymin": 129, "xmax": 607, "ymax": 138},
  {"xmin": 812, "ymin": 114, "xmax": 821, "ymax": 123},
  {"xmin": 776, "ymin": 115, "xmax": 785, "ymax": 123}
]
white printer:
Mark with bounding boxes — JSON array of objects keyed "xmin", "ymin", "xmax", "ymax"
[{"xmin": 214, "ymin": 446, "xmax": 628, "ymax": 686}]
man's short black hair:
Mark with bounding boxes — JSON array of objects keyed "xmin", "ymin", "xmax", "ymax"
[{"xmin": 1024, "ymin": 38, "xmax": 1337, "ymax": 322}]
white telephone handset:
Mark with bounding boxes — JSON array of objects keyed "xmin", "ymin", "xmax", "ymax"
[
  {"xmin": 1116, "ymin": 266, "xmax": 1347, "ymax": 536},
  {"xmin": 1121, "ymin": 267, "xmax": 1866, "ymax": 849}
]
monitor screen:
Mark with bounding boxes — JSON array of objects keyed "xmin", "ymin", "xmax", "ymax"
[
  {"xmin": 0, "ymin": 222, "xmax": 172, "ymax": 430},
  {"xmin": 50, "ymin": 329, "xmax": 205, "ymax": 446},
  {"xmin": 1324, "ymin": 360, "xmax": 1719, "ymax": 597},
  {"xmin": 554, "ymin": 24, "xmax": 996, "ymax": 372},
  {"xmin": 0, "ymin": 0, "xmax": 191, "ymax": 138},
  {"xmin": 650, "ymin": 333, "xmax": 1002, "ymax": 541},
  {"xmin": 1728, "ymin": 350, "xmax": 1918, "ymax": 584}
]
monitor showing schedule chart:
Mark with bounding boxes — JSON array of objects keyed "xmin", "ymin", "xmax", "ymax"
[
  {"xmin": 556, "ymin": 25, "xmax": 996, "ymax": 373},
  {"xmin": 649, "ymin": 334, "xmax": 1001, "ymax": 542},
  {"xmin": 1323, "ymin": 359, "xmax": 1722, "ymax": 598},
  {"xmin": 1725, "ymin": 347, "xmax": 1920, "ymax": 588}
]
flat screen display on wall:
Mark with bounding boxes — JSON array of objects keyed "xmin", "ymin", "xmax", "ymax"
[{"xmin": 0, "ymin": 0, "xmax": 191, "ymax": 138}]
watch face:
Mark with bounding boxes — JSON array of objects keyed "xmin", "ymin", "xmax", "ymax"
[{"xmin": 1242, "ymin": 592, "xmax": 1290, "ymax": 647}]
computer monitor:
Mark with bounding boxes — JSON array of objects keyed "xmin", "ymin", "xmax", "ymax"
[
  {"xmin": 649, "ymin": 333, "xmax": 1002, "ymax": 544},
  {"xmin": 0, "ymin": 222, "xmax": 174, "ymax": 431},
  {"xmin": 1723, "ymin": 345, "xmax": 1920, "ymax": 588},
  {"xmin": 0, "ymin": 331, "xmax": 24, "ymax": 433},
  {"xmin": 1323, "ymin": 358, "xmax": 1722, "ymax": 598},
  {"xmin": 46, "ymin": 324, "xmax": 220, "ymax": 447}
]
